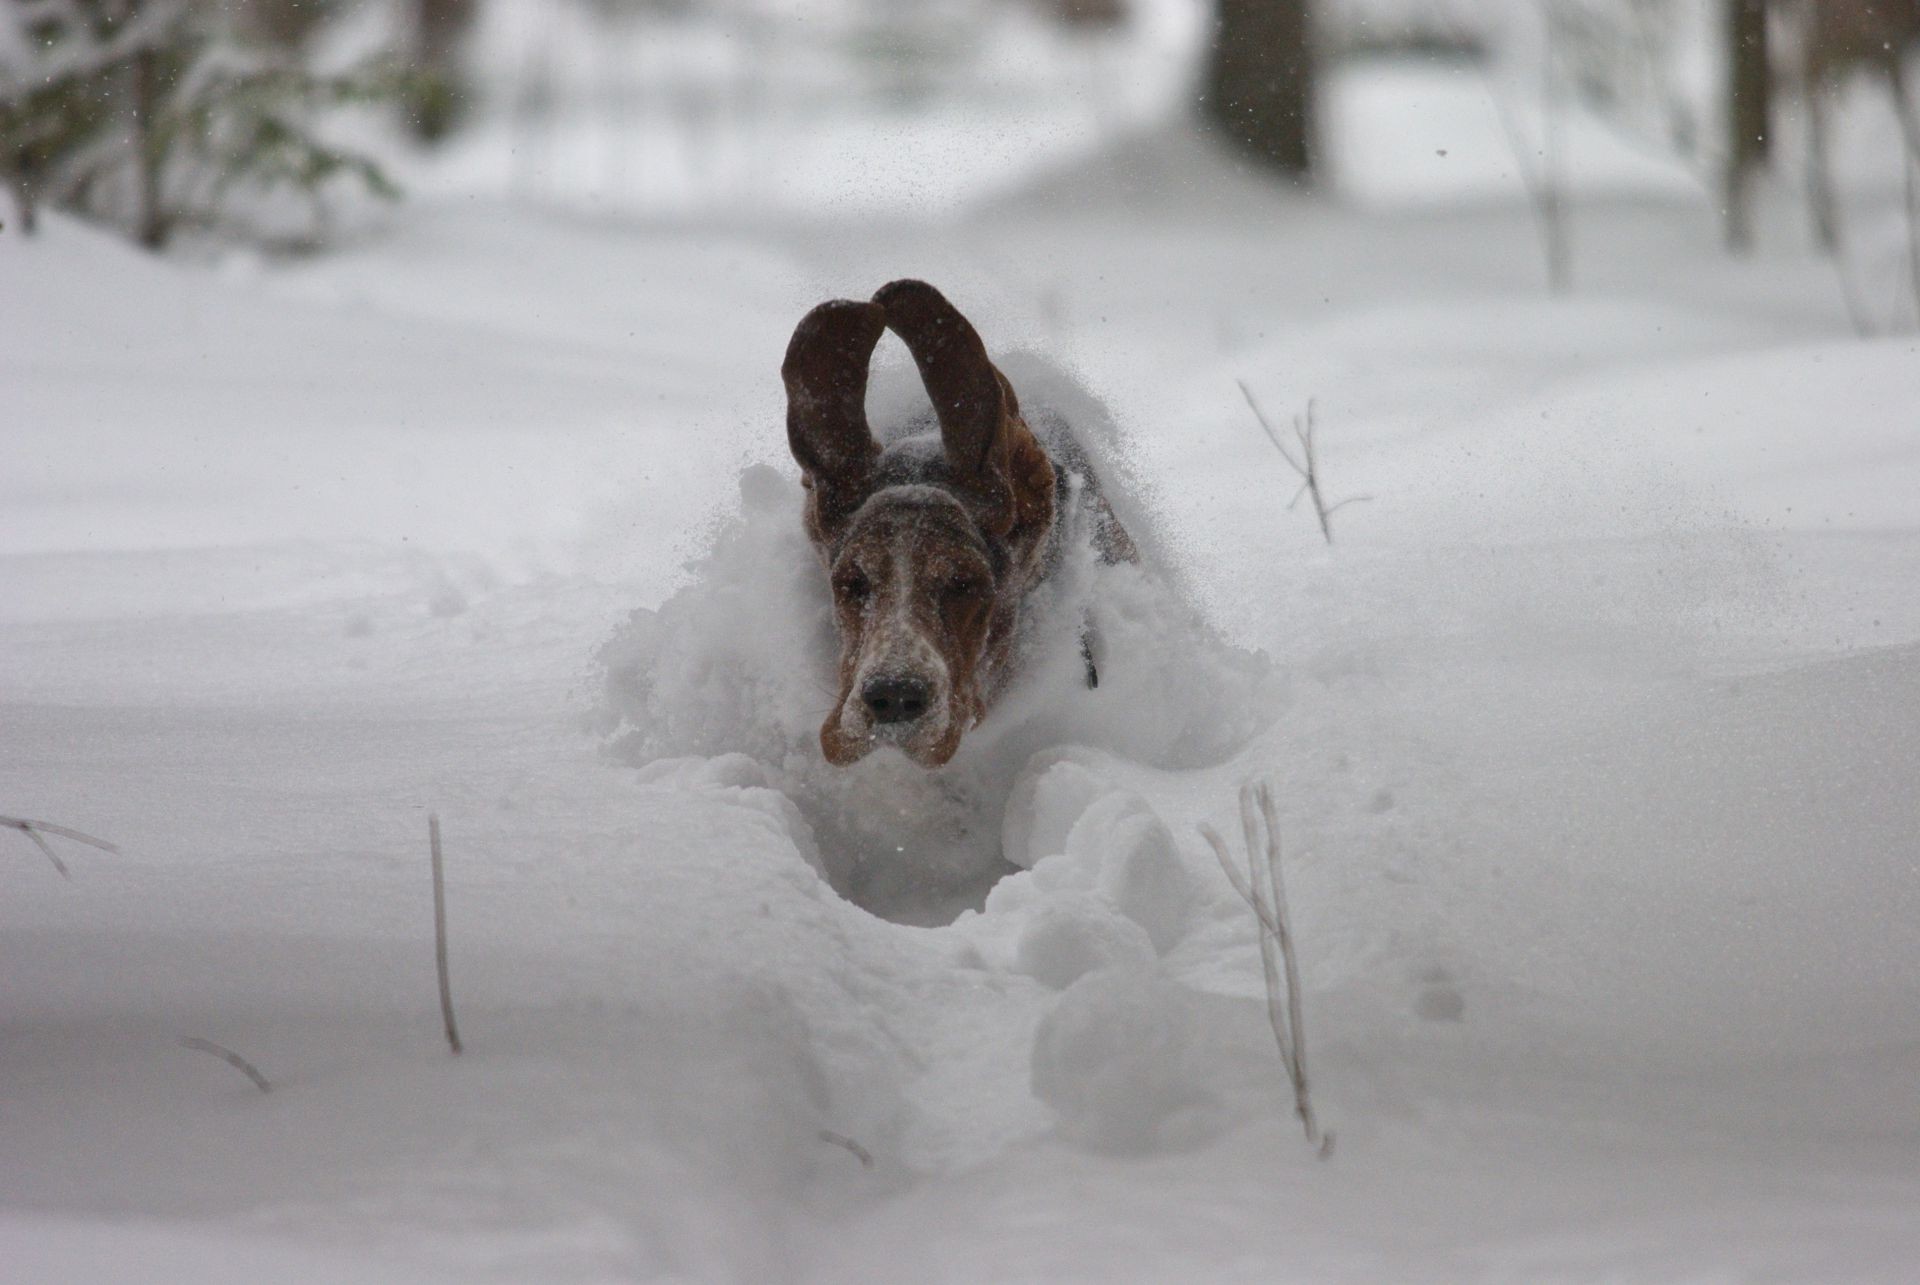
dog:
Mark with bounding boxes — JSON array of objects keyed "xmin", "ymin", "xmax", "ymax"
[{"xmin": 783, "ymin": 279, "xmax": 1133, "ymax": 769}]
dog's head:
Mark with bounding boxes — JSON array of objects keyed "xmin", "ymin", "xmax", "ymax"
[{"xmin": 783, "ymin": 280, "xmax": 1057, "ymax": 768}]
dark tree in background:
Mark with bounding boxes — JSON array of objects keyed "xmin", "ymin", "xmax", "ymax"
[
  {"xmin": 233, "ymin": 0, "xmax": 345, "ymax": 50},
  {"xmin": 1723, "ymin": 0, "xmax": 1771, "ymax": 251},
  {"xmin": 1204, "ymin": 0, "xmax": 1316, "ymax": 182},
  {"xmin": 407, "ymin": 0, "xmax": 479, "ymax": 141}
]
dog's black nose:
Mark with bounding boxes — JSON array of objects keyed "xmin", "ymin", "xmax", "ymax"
[{"xmin": 862, "ymin": 676, "xmax": 931, "ymax": 725}]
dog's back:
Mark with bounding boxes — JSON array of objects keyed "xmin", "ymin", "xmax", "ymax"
[{"xmin": 864, "ymin": 350, "xmax": 1143, "ymax": 568}]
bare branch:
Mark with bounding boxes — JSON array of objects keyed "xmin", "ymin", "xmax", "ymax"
[
  {"xmin": 1199, "ymin": 822, "xmax": 1275, "ymax": 934},
  {"xmin": 21, "ymin": 826, "xmax": 70, "ymax": 879},
  {"xmin": 430, "ymin": 813, "xmax": 463, "ymax": 1056},
  {"xmin": 4, "ymin": 814, "xmax": 119, "ymax": 878},
  {"xmin": 1200, "ymin": 779, "xmax": 1329, "ymax": 1156},
  {"xmin": 180, "ymin": 1037, "xmax": 272, "ymax": 1093},
  {"xmin": 1429, "ymin": 1, "xmax": 1571, "ymax": 291},
  {"xmin": 1236, "ymin": 786, "xmax": 1296, "ymax": 1072},
  {"xmin": 1255, "ymin": 781, "xmax": 1319, "ymax": 1147},
  {"xmin": 819, "ymin": 1129, "xmax": 874, "ymax": 1168},
  {"xmin": 1237, "ymin": 380, "xmax": 1307, "ymax": 478},
  {"xmin": 1235, "ymin": 389, "xmax": 1367, "ymax": 545},
  {"xmin": 0, "ymin": 817, "xmax": 119, "ymax": 853}
]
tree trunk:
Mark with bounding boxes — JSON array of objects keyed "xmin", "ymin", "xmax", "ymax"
[
  {"xmin": 408, "ymin": 0, "xmax": 480, "ymax": 142},
  {"xmin": 131, "ymin": 46, "xmax": 169, "ymax": 250},
  {"xmin": 8, "ymin": 181, "xmax": 39, "ymax": 235},
  {"xmin": 1204, "ymin": 0, "xmax": 1316, "ymax": 182},
  {"xmin": 1724, "ymin": 0, "xmax": 1771, "ymax": 252}
]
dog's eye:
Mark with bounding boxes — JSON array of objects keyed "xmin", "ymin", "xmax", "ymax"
[
  {"xmin": 943, "ymin": 575, "xmax": 981, "ymax": 599},
  {"xmin": 837, "ymin": 573, "xmax": 871, "ymax": 601}
]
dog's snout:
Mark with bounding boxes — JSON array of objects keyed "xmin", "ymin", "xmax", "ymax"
[{"xmin": 862, "ymin": 675, "xmax": 932, "ymax": 725}]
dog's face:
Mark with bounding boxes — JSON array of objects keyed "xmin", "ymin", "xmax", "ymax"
[
  {"xmin": 819, "ymin": 487, "xmax": 1003, "ymax": 766},
  {"xmin": 784, "ymin": 281, "xmax": 1055, "ymax": 768}
]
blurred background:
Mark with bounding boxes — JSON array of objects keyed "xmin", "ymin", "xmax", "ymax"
[{"xmin": 5, "ymin": 0, "xmax": 1918, "ymax": 297}]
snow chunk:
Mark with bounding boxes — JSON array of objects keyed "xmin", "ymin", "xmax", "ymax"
[
  {"xmin": 1002, "ymin": 752, "xmax": 1110, "ymax": 870},
  {"xmin": 635, "ymin": 752, "xmax": 829, "ymax": 882},
  {"xmin": 1014, "ymin": 891, "xmax": 1156, "ymax": 989},
  {"xmin": 1030, "ymin": 967, "xmax": 1218, "ymax": 1153},
  {"xmin": 1070, "ymin": 793, "xmax": 1196, "ymax": 956},
  {"xmin": 1001, "ymin": 751, "xmax": 1197, "ymax": 953}
]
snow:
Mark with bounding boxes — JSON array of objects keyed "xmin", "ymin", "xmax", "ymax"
[{"xmin": 5, "ymin": 44, "xmax": 1920, "ymax": 1285}]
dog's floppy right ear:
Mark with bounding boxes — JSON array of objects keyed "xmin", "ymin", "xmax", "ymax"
[
  {"xmin": 783, "ymin": 299, "xmax": 886, "ymax": 538},
  {"xmin": 872, "ymin": 279, "xmax": 1018, "ymax": 532},
  {"xmin": 876, "ymin": 279, "xmax": 1059, "ymax": 541}
]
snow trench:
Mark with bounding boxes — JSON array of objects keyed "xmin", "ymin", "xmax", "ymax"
[{"xmin": 592, "ymin": 358, "xmax": 1279, "ymax": 929}]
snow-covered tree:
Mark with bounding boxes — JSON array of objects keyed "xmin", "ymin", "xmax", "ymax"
[{"xmin": 1, "ymin": 0, "xmax": 407, "ymax": 248}]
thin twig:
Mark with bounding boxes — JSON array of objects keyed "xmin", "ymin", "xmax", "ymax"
[
  {"xmin": 1239, "ymin": 380, "xmax": 1307, "ymax": 476},
  {"xmin": 819, "ymin": 1130, "xmax": 874, "ymax": 1168},
  {"xmin": 0, "ymin": 817, "xmax": 119, "ymax": 852},
  {"xmin": 1820, "ymin": 184, "xmax": 1878, "ymax": 336},
  {"xmin": 1904, "ymin": 130, "xmax": 1920, "ymax": 329},
  {"xmin": 1237, "ymin": 385, "xmax": 1370, "ymax": 544},
  {"xmin": 1295, "ymin": 404, "xmax": 1332, "ymax": 543},
  {"xmin": 1241, "ymin": 796, "xmax": 1297, "ymax": 1081},
  {"xmin": 1538, "ymin": 8, "xmax": 1572, "ymax": 294},
  {"xmin": 1200, "ymin": 822, "xmax": 1270, "ymax": 932},
  {"xmin": 1254, "ymin": 781, "xmax": 1320, "ymax": 1149},
  {"xmin": 1459, "ymin": 7, "xmax": 1572, "ymax": 293},
  {"xmin": 430, "ymin": 813, "xmax": 463, "ymax": 1056},
  {"xmin": 1200, "ymin": 780, "xmax": 1330, "ymax": 1157},
  {"xmin": 3, "ymin": 814, "xmax": 119, "ymax": 879},
  {"xmin": 21, "ymin": 826, "xmax": 69, "ymax": 879},
  {"xmin": 180, "ymin": 1037, "xmax": 272, "ymax": 1093}
]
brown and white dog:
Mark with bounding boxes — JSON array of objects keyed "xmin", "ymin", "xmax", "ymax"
[{"xmin": 783, "ymin": 279, "xmax": 1133, "ymax": 769}]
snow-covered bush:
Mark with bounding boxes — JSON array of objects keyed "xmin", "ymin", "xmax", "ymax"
[{"xmin": 0, "ymin": 0, "xmax": 408, "ymax": 248}]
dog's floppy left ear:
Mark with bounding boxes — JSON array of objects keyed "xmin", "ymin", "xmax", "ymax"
[
  {"xmin": 784, "ymin": 299, "xmax": 886, "ymax": 538},
  {"xmin": 874, "ymin": 279, "xmax": 1021, "ymax": 534}
]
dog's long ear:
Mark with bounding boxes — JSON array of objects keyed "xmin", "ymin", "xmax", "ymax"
[
  {"xmin": 874, "ymin": 279, "xmax": 1020, "ymax": 534},
  {"xmin": 783, "ymin": 299, "xmax": 886, "ymax": 537}
]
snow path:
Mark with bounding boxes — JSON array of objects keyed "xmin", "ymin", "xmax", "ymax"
[{"xmin": 6, "ymin": 127, "xmax": 1920, "ymax": 1279}]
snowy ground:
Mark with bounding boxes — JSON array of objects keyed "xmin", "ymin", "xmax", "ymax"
[{"xmin": 5, "ymin": 59, "xmax": 1920, "ymax": 1283}]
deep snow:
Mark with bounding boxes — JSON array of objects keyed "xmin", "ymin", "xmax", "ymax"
[{"xmin": 6, "ymin": 57, "xmax": 1920, "ymax": 1283}]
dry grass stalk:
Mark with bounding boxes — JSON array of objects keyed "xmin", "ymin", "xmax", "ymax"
[
  {"xmin": 430, "ymin": 813, "xmax": 463, "ymax": 1056},
  {"xmin": 2, "ymin": 814, "xmax": 120, "ymax": 880},
  {"xmin": 819, "ymin": 1130, "xmax": 875, "ymax": 1169},
  {"xmin": 1236, "ymin": 383, "xmax": 1370, "ymax": 545},
  {"xmin": 180, "ymin": 1037, "xmax": 272, "ymax": 1093},
  {"xmin": 1199, "ymin": 778, "xmax": 1330, "ymax": 1157}
]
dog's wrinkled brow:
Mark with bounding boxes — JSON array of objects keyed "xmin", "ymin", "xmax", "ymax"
[{"xmin": 839, "ymin": 485, "xmax": 1000, "ymax": 572}]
